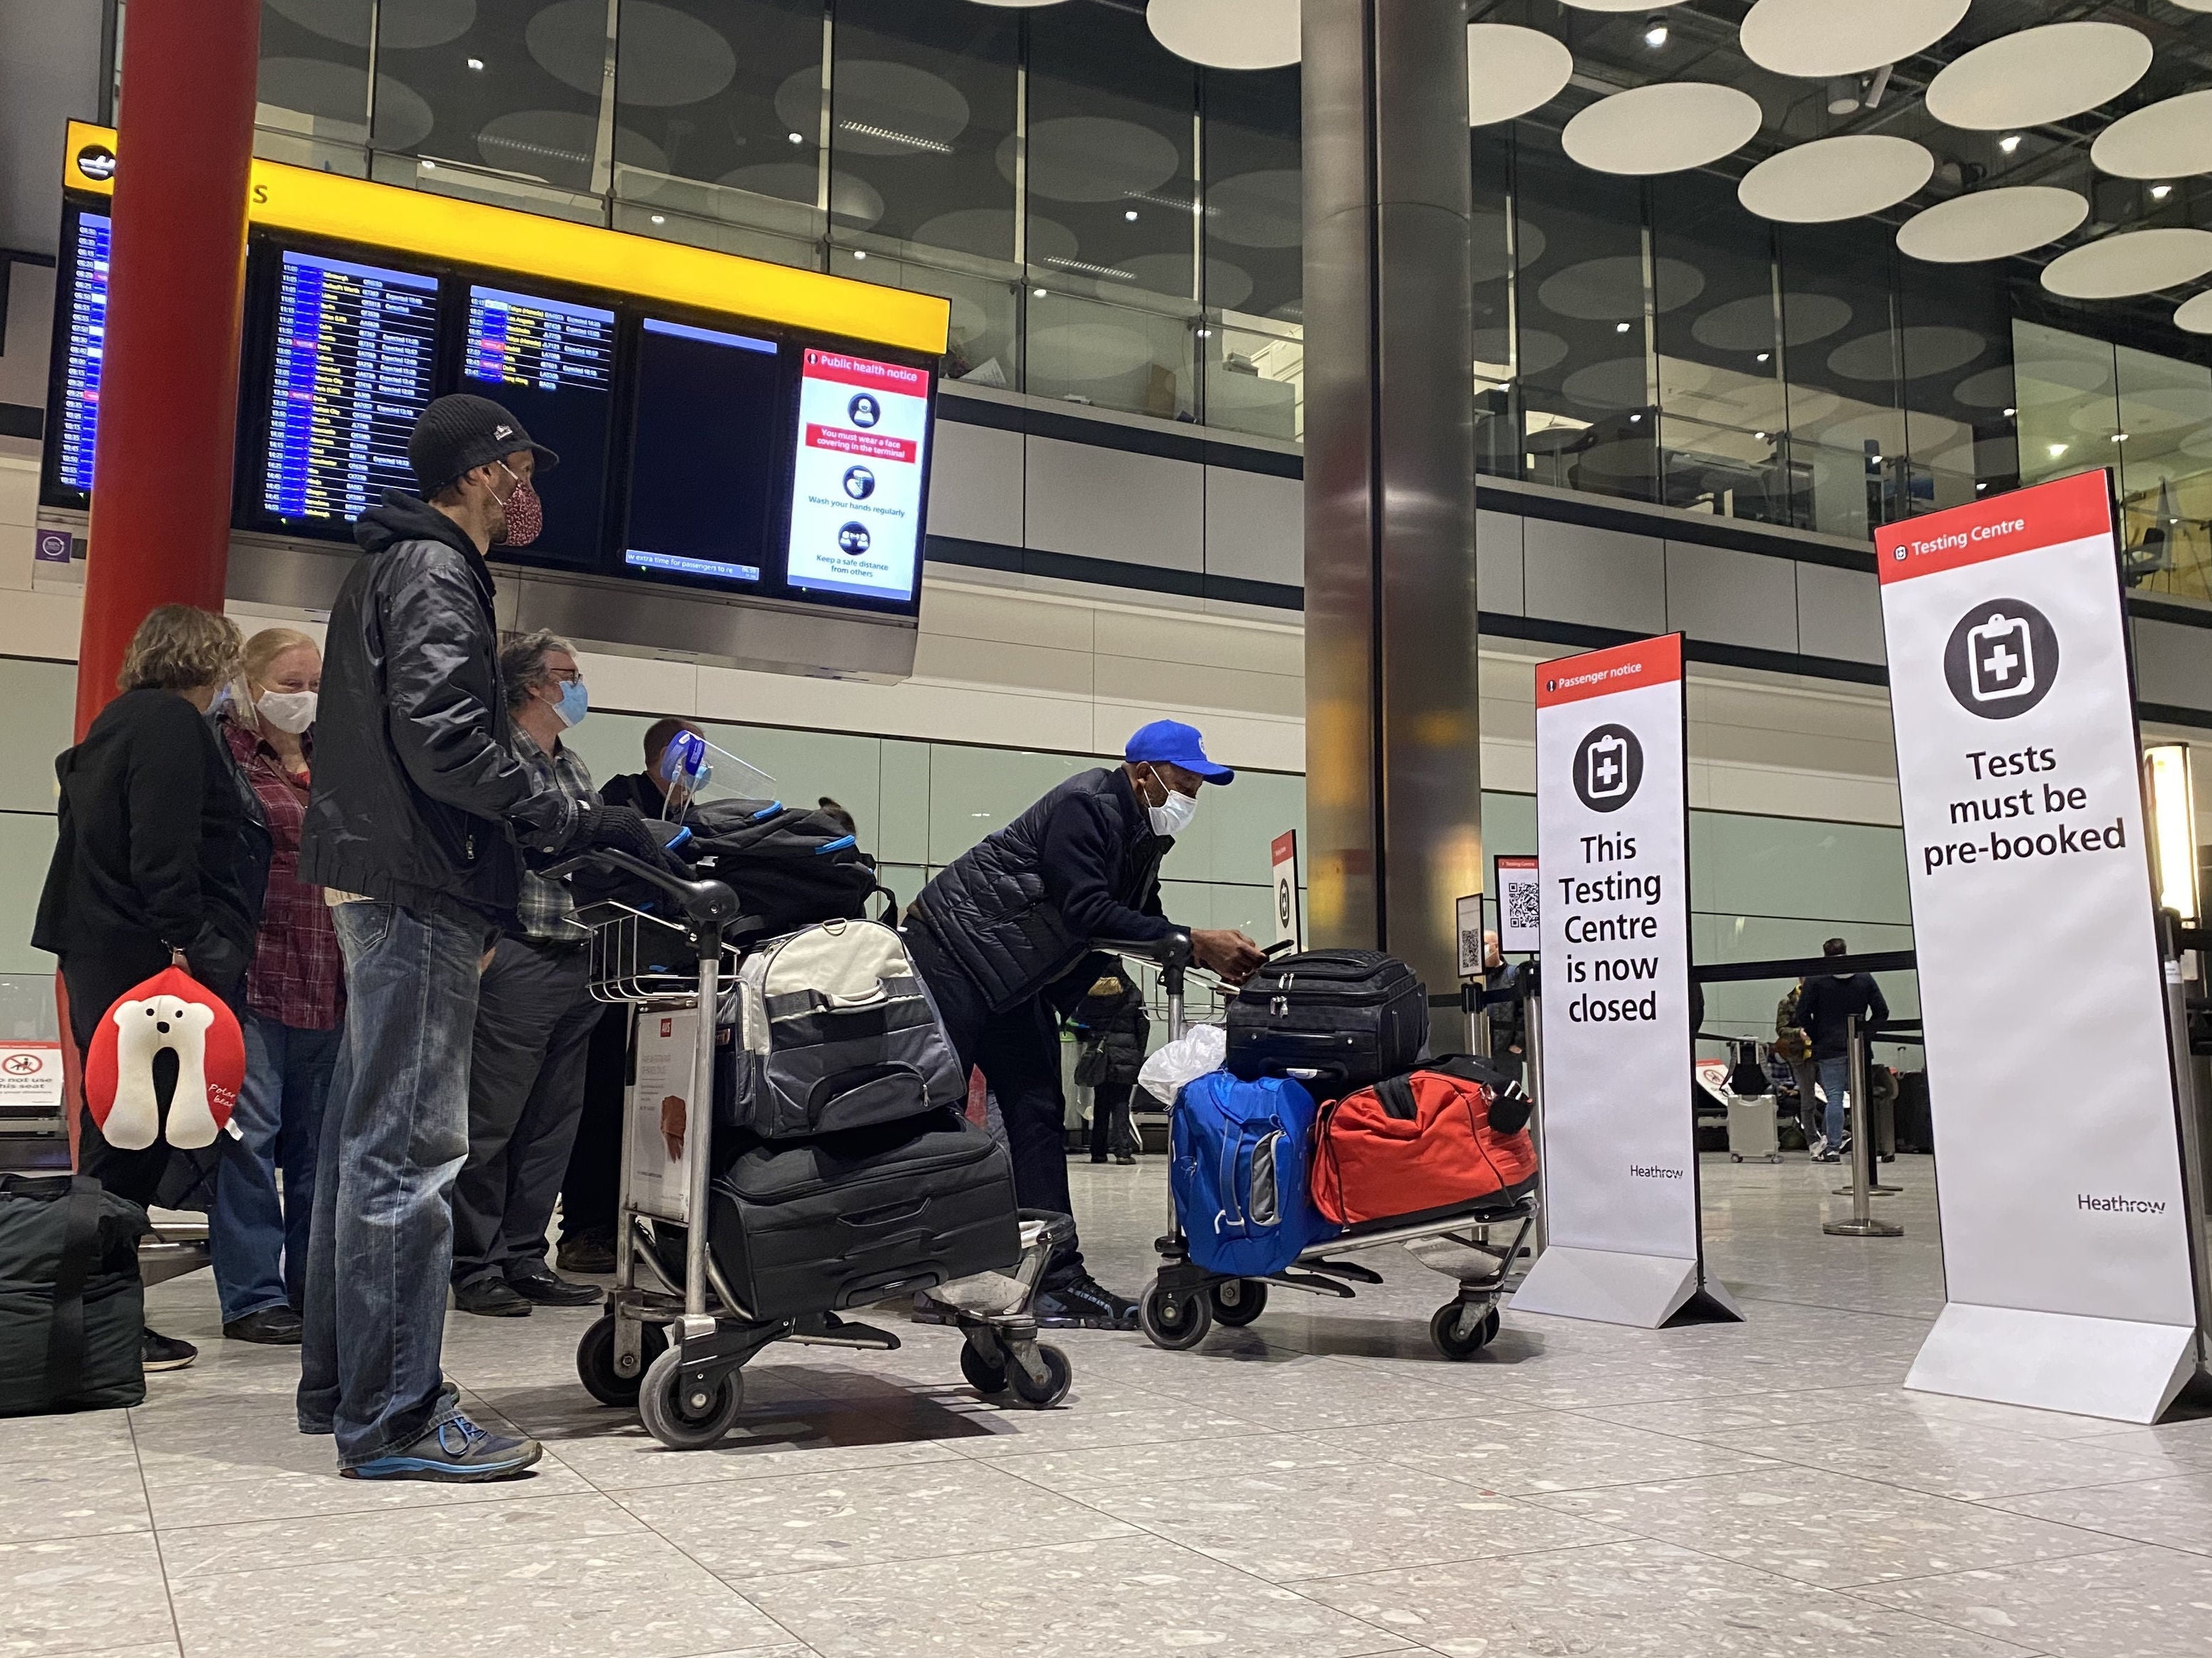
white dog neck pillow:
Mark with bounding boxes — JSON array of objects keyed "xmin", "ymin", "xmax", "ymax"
[{"xmin": 83, "ymin": 967, "xmax": 246, "ymax": 1151}]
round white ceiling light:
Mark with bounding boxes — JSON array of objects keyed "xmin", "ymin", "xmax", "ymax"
[
  {"xmin": 1563, "ymin": 82, "xmax": 1763, "ymax": 177},
  {"xmin": 1738, "ymin": 0, "xmax": 1969, "ymax": 79},
  {"xmin": 1466, "ymin": 24, "xmax": 1574, "ymax": 127},
  {"xmin": 2090, "ymin": 90, "xmax": 2212, "ymax": 181},
  {"xmin": 2178, "ymin": 292, "xmax": 2212, "ymax": 335},
  {"xmin": 1896, "ymin": 187, "xmax": 2088, "ymax": 263},
  {"xmin": 1146, "ymin": 0, "xmax": 1298, "ymax": 70},
  {"xmin": 2041, "ymin": 228, "xmax": 2212, "ymax": 300},
  {"xmin": 1738, "ymin": 135, "xmax": 1933, "ymax": 223},
  {"xmin": 1558, "ymin": 0, "xmax": 1683, "ymax": 11},
  {"xmin": 1924, "ymin": 22, "xmax": 2152, "ymax": 131}
]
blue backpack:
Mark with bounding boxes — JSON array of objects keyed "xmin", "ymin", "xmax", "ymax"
[{"xmin": 1171, "ymin": 1072, "xmax": 1339, "ymax": 1278}]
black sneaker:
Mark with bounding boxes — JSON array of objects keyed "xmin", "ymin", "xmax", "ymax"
[
  {"xmin": 224, "ymin": 1306, "xmax": 304, "ymax": 1345},
  {"xmin": 343, "ymin": 1413, "xmax": 542, "ymax": 1482},
  {"xmin": 556, "ymin": 1230, "xmax": 617, "ymax": 1274},
  {"xmin": 141, "ymin": 1328, "xmax": 198, "ymax": 1371},
  {"xmin": 506, "ymin": 1266, "xmax": 600, "ymax": 1308},
  {"xmin": 454, "ymin": 1277, "xmax": 533, "ymax": 1317},
  {"xmin": 1035, "ymin": 1273, "xmax": 1137, "ymax": 1331}
]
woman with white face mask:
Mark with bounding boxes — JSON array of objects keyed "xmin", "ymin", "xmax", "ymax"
[{"xmin": 212, "ymin": 628, "xmax": 343, "ymax": 1346}]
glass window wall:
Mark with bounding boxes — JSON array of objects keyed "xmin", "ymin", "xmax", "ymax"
[{"xmin": 1200, "ymin": 64, "xmax": 1302, "ymax": 440}]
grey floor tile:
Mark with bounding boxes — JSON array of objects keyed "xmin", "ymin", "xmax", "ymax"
[
  {"xmin": 972, "ymin": 1428, "xmax": 1367, "ymax": 1494},
  {"xmin": 1526, "ymin": 1464, "xmax": 2120, "ymax": 1587},
  {"xmin": 1299, "ymin": 1537, "xmax": 2049, "ymax": 1657},
  {"xmin": 155, "ymin": 1492, "xmax": 648, "ymax": 1581},
  {"xmin": 738, "ymin": 1534, "xmax": 1415, "ymax": 1657},
  {"xmin": 937, "ymin": 1381, "xmax": 1265, "ymax": 1459},
  {"xmin": 1082, "ymin": 1458, "xmax": 1629, "ymax": 1583},
  {"xmin": 1992, "ymin": 1470, "xmax": 2212, "ymax": 1557},
  {"xmin": 614, "ymin": 1456, "xmax": 1137, "ymax": 1577},
  {"xmin": 1855, "ymin": 1542, "xmax": 2212, "ymax": 1655},
  {"xmin": 0, "ymin": 1413, "xmax": 150, "ymax": 1543},
  {"xmin": 1304, "ymin": 1408, "xmax": 1782, "ymax": 1496},
  {"xmin": 0, "ymin": 1532, "xmax": 176, "ymax": 1655},
  {"xmin": 163, "ymin": 1530, "xmax": 790, "ymax": 1658}
]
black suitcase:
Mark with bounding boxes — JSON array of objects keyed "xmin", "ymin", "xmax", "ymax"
[
  {"xmin": 708, "ymin": 1109, "xmax": 1020, "ymax": 1320},
  {"xmin": 1893, "ymin": 1070, "xmax": 1934, "ymax": 1154},
  {"xmin": 1224, "ymin": 948, "xmax": 1428, "ymax": 1089},
  {"xmin": 0, "ymin": 1175, "xmax": 148, "ymax": 1416}
]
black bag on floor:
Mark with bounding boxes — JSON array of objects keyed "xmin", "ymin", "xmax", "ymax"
[
  {"xmin": 1225, "ymin": 948, "xmax": 1428, "ymax": 1089},
  {"xmin": 1894, "ymin": 1069, "xmax": 1934, "ymax": 1154},
  {"xmin": 0, "ymin": 1175, "xmax": 148, "ymax": 1415},
  {"xmin": 708, "ymin": 1109, "xmax": 1019, "ymax": 1320}
]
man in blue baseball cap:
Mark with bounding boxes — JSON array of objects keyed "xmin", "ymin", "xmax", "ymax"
[{"xmin": 905, "ymin": 719, "xmax": 1266, "ymax": 1328}]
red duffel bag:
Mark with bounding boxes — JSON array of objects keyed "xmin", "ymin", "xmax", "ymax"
[{"xmin": 1311, "ymin": 1055, "xmax": 1538, "ymax": 1226}]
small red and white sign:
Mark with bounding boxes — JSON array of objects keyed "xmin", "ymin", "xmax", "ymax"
[
  {"xmin": 0, "ymin": 1042, "xmax": 62, "ymax": 1110},
  {"xmin": 1269, "ymin": 830, "xmax": 1302, "ymax": 951},
  {"xmin": 786, "ymin": 348, "xmax": 931, "ymax": 604}
]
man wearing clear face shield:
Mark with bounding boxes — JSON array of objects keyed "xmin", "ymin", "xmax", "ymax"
[{"xmin": 904, "ymin": 720, "xmax": 1267, "ymax": 1330}]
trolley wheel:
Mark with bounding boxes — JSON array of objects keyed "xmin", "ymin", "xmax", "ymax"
[
  {"xmin": 1430, "ymin": 1301, "xmax": 1501, "ymax": 1361},
  {"xmin": 639, "ymin": 1346, "xmax": 745, "ymax": 1450},
  {"xmin": 960, "ymin": 1338, "xmax": 1010, "ymax": 1396},
  {"xmin": 1008, "ymin": 1344, "xmax": 1073, "ymax": 1408},
  {"xmin": 1209, "ymin": 1279, "xmax": 1269, "ymax": 1327},
  {"xmin": 1140, "ymin": 1282, "xmax": 1213, "ymax": 1351},
  {"xmin": 576, "ymin": 1315, "xmax": 669, "ymax": 1408}
]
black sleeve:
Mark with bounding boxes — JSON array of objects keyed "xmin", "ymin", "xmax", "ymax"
[
  {"xmin": 381, "ymin": 551, "xmax": 576, "ymax": 847},
  {"xmin": 1039, "ymin": 795, "xmax": 1174, "ymax": 944},
  {"xmin": 1865, "ymin": 975, "xmax": 1891, "ymax": 1029},
  {"xmin": 123, "ymin": 696, "xmax": 213, "ymax": 952}
]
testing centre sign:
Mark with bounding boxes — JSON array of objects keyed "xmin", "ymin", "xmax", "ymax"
[
  {"xmin": 1879, "ymin": 469, "xmax": 2203, "ymax": 1423},
  {"xmin": 1511, "ymin": 634, "xmax": 1740, "ymax": 1328}
]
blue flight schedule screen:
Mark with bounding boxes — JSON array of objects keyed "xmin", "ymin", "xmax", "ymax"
[
  {"xmin": 465, "ymin": 285, "xmax": 616, "ymax": 568},
  {"xmin": 54, "ymin": 210, "xmax": 111, "ymax": 494},
  {"xmin": 261, "ymin": 251, "xmax": 437, "ymax": 525}
]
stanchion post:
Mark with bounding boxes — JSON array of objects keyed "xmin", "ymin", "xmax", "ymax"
[
  {"xmin": 2158, "ymin": 912, "xmax": 2212, "ymax": 1363},
  {"xmin": 1832, "ymin": 1018, "xmax": 1902, "ymax": 1197},
  {"xmin": 1525, "ymin": 975, "xmax": 1548, "ymax": 1257},
  {"xmin": 1825, "ymin": 1013, "xmax": 1902, "ymax": 1238}
]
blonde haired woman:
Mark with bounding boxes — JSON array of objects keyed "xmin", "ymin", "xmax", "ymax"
[
  {"xmin": 211, "ymin": 627, "xmax": 341, "ymax": 1346},
  {"xmin": 34, "ymin": 604, "xmax": 270, "ymax": 1373}
]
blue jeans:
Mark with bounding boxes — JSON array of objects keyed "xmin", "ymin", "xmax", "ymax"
[
  {"xmin": 1817, "ymin": 1054, "xmax": 1852, "ymax": 1154},
  {"xmin": 298, "ymin": 900, "xmax": 492, "ymax": 1468},
  {"xmin": 210, "ymin": 1012, "xmax": 340, "ymax": 1323}
]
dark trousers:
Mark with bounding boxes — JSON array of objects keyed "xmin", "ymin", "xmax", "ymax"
[
  {"xmin": 451, "ymin": 936, "xmax": 601, "ymax": 1286},
  {"xmin": 559, "ymin": 1005, "xmax": 631, "ymax": 1243},
  {"xmin": 908, "ymin": 935, "xmax": 1082, "ymax": 1280},
  {"xmin": 1087, "ymin": 1079, "xmax": 1137, "ymax": 1160}
]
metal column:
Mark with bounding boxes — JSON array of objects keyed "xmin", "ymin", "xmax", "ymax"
[{"xmin": 1301, "ymin": 0, "xmax": 1482, "ymax": 995}]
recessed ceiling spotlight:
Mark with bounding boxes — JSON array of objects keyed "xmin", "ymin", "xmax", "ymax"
[
  {"xmin": 1196, "ymin": 327, "xmax": 1212, "ymax": 337},
  {"xmin": 1033, "ymin": 287, "xmax": 1047, "ymax": 297},
  {"xmin": 1999, "ymin": 133, "xmax": 2021, "ymax": 155},
  {"xmin": 2112, "ymin": 430, "xmax": 2128, "ymax": 442},
  {"xmin": 1977, "ymin": 482, "xmax": 1987, "ymax": 490},
  {"xmin": 2002, "ymin": 405, "xmax": 2017, "ymax": 417},
  {"xmin": 1125, "ymin": 209, "xmax": 1139, "ymax": 221},
  {"xmin": 1754, "ymin": 430, "xmax": 1767, "ymax": 441},
  {"xmin": 1755, "ymin": 351, "xmax": 1771, "ymax": 362},
  {"xmin": 1616, "ymin": 320, "xmax": 1633, "ymax": 332},
  {"xmin": 851, "ymin": 249, "xmax": 866, "ymax": 260},
  {"xmin": 1630, "ymin": 412, "xmax": 1644, "ymax": 422},
  {"xmin": 2048, "ymin": 442, "xmax": 2068, "ymax": 457},
  {"xmin": 788, "ymin": 131, "xmax": 805, "ymax": 145},
  {"xmin": 649, "ymin": 213, "xmax": 665, "ymax": 224},
  {"xmin": 2151, "ymin": 183, "xmax": 2173, "ymax": 200},
  {"xmin": 466, "ymin": 58, "xmax": 484, "ymax": 71},
  {"xmin": 420, "ymin": 158, "xmax": 437, "ymax": 171},
  {"xmin": 1643, "ymin": 14, "xmax": 1668, "ymax": 49}
]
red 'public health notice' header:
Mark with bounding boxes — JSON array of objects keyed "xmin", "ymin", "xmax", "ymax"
[
  {"xmin": 802, "ymin": 348, "xmax": 928, "ymax": 395},
  {"xmin": 1536, "ymin": 632, "xmax": 1683, "ymax": 709},
  {"xmin": 1874, "ymin": 469, "xmax": 2114, "ymax": 586}
]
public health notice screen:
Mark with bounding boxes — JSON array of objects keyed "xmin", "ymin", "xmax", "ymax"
[{"xmin": 784, "ymin": 349, "xmax": 930, "ymax": 603}]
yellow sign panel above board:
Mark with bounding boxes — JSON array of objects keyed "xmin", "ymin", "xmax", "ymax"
[{"xmin": 62, "ymin": 120, "xmax": 949, "ymax": 357}]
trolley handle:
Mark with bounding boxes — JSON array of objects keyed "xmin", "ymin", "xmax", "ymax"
[
  {"xmin": 1094, "ymin": 930, "xmax": 1194, "ymax": 997},
  {"xmin": 548, "ymin": 847, "xmax": 745, "ymax": 944}
]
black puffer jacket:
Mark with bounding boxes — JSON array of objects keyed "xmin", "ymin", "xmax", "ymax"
[
  {"xmin": 299, "ymin": 492, "xmax": 578, "ymax": 921},
  {"xmin": 1071, "ymin": 969, "xmax": 1151, "ymax": 1087},
  {"xmin": 909, "ymin": 768, "xmax": 1172, "ymax": 1012}
]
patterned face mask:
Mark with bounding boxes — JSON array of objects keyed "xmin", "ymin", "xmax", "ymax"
[{"xmin": 492, "ymin": 463, "xmax": 543, "ymax": 546}]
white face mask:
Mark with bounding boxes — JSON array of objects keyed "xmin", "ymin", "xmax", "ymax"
[
  {"xmin": 256, "ymin": 688, "xmax": 318, "ymax": 734},
  {"xmin": 1145, "ymin": 767, "xmax": 1199, "ymax": 837}
]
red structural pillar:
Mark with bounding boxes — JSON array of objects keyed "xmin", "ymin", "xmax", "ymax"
[{"xmin": 73, "ymin": 0, "xmax": 261, "ymax": 738}]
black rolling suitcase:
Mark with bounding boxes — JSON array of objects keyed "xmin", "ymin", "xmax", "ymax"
[
  {"xmin": 1224, "ymin": 949, "xmax": 1428, "ymax": 1089},
  {"xmin": 708, "ymin": 1109, "xmax": 1020, "ymax": 1320}
]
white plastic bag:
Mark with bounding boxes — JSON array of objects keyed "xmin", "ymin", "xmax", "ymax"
[{"xmin": 1138, "ymin": 1022, "xmax": 1227, "ymax": 1106}]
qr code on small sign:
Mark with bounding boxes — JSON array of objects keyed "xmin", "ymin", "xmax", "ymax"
[
  {"xmin": 1459, "ymin": 928, "xmax": 1484, "ymax": 970},
  {"xmin": 1506, "ymin": 883, "xmax": 1540, "ymax": 935}
]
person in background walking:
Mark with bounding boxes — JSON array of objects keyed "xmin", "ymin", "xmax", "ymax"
[
  {"xmin": 1793, "ymin": 940, "xmax": 1889, "ymax": 1164},
  {"xmin": 1774, "ymin": 980, "xmax": 1820, "ymax": 1152},
  {"xmin": 211, "ymin": 627, "xmax": 342, "ymax": 1346},
  {"xmin": 1478, "ymin": 930, "xmax": 1526, "ymax": 1082},
  {"xmin": 35, "ymin": 605, "xmax": 267, "ymax": 1373},
  {"xmin": 1070, "ymin": 963, "xmax": 1147, "ymax": 1164}
]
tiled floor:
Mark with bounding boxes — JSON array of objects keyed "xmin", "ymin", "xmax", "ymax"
[{"xmin": 8, "ymin": 1153, "xmax": 2212, "ymax": 1657}]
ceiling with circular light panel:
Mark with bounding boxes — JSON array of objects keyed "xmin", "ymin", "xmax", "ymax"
[
  {"xmin": 1466, "ymin": 24, "xmax": 1573, "ymax": 128},
  {"xmin": 1924, "ymin": 22, "xmax": 2153, "ymax": 131},
  {"xmin": 1897, "ymin": 188, "xmax": 2091, "ymax": 265},
  {"xmin": 2041, "ymin": 228, "xmax": 2212, "ymax": 300},
  {"xmin": 2176, "ymin": 292, "xmax": 2212, "ymax": 335},
  {"xmin": 1563, "ymin": 82, "xmax": 1762, "ymax": 177},
  {"xmin": 1739, "ymin": 136, "xmax": 1933, "ymax": 225},
  {"xmin": 2091, "ymin": 90, "xmax": 2212, "ymax": 181},
  {"xmin": 1738, "ymin": 0, "xmax": 1970, "ymax": 80},
  {"xmin": 1147, "ymin": 0, "xmax": 1298, "ymax": 71}
]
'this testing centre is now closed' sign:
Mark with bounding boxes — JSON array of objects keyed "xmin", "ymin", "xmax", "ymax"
[{"xmin": 1878, "ymin": 468, "xmax": 2203, "ymax": 1423}]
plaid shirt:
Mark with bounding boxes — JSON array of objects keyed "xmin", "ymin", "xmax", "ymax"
[
  {"xmin": 513, "ymin": 727, "xmax": 594, "ymax": 945},
  {"xmin": 224, "ymin": 721, "xmax": 345, "ymax": 1030}
]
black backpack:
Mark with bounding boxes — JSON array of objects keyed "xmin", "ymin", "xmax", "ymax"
[
  {"xmin": 678, "ymin": 798, "xmax": 889, "ymax": 937},
  {"xmin": 0, "ymin": 1175, "xmax": 148, "ymax": 1416}
]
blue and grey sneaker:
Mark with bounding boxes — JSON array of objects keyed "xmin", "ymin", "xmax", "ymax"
[{"xmin": 343, "ymin": 1413, "xmax": 542, "ymax": 1482}]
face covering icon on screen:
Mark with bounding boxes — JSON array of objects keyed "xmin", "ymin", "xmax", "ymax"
[
  {"xmin": 1145, "ymin": 766, "xmax": 1199, "ymax": 838},
  {"xmin": 554, "ymin": 678, "xmax": 589, "ymax": 729},
  {"xmin": 255, "ymin": 688, "xmax": 317, "ymax": 734},
  {"xmin": 492, "ymin": 463, "xmax": 543, "ymax": 546}
]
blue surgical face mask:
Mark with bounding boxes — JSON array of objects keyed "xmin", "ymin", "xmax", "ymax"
[{"xmin": 554, "ymin": 678, "xmax": 589, "ymax": 729}]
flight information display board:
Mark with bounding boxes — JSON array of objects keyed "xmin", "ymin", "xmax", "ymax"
[
  {"xmin": 463, "ymin": 285, "xmax": 616, "ymax": 569},
  {"xmin": 784, "ymin": 349, "xmax": 931, "ymax": 605},
  {"xmin": 50, "ymin": 209, "xmax": 111, "ymax": 496},
  {"xmin": 622, "ymin": 319, "xmax": 784, "ymax": 587},
  {"xmin": 260, "ymin": 250, "xmax": 438, "ymax": 527}
]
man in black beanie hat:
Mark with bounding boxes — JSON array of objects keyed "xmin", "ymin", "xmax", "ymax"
[{"xmin": 297, "ymin": 392, "xmax": 674, "ymax": 1481}]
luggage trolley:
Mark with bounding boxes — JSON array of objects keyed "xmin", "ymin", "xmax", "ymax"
[
  {"xmin": 1112, "ymin": 934, "xmax": 1541, "ymax": 1362},
  {"xmin": 560, "ymin": 850, "xmax": 1075, "ymax": 1449}
]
